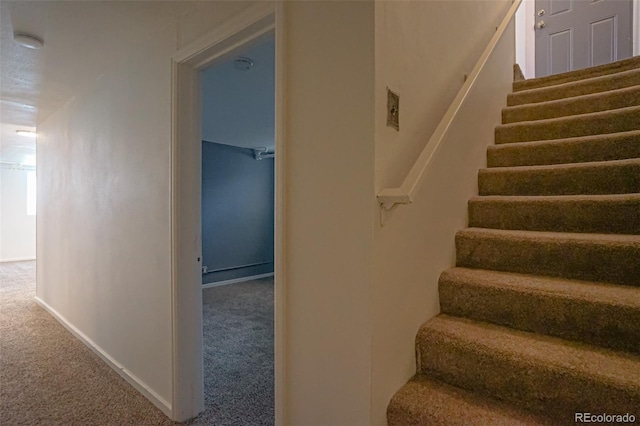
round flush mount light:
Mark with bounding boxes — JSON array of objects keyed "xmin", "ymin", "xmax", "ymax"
[
  {"xmin": 16, "ymin": 130, "xmax": 37, "ymax": 138},
  {"xmin": 233, "ymin": 57, "xmax": 254, "ymax": 71},
  {"xmin": 14, "ymin": 33, "xmax": 44, "ymax": 49}
]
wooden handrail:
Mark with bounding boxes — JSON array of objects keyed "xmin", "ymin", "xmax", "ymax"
[{"xmin": 377, "ymin": 0, "xmax": 522, "ymax": 211}]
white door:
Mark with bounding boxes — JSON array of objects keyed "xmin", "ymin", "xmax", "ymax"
[{"xmin": 535, "ymin": 0, "xmax": 633, "ymax": 77}]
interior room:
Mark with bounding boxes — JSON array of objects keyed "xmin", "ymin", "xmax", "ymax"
[
  {"xmin": 197, "ymin": 33, "xmax": 275, "ymax": 425},
  {"xmin": 2, "ymin": 1, "xmax": 638, "ymax": 424}
]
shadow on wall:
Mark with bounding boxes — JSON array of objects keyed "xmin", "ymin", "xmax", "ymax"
[{"xmin": 201, "ymin": 141, "xmax": 274, "ymax": 285}]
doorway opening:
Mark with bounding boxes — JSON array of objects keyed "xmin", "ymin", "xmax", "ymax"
[
  {"xmin": 199, "ymin": 32, "xmax": 275, "ymax": 425},
  {"xmin": 515, "ymin": 0, "xmax": 639, "ymax": 79},
  {"xmin": 171, "ymin": 4, "xmax": 283, "ymax": 423}
]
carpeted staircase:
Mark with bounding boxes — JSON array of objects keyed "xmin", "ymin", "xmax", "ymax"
[{"xmin": 387, "ymin": 56, "xmax": 640, "ymax": 425}]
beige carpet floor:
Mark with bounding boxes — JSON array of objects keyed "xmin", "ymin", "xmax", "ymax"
[
  {"xmin": 0, "ymin": 261, "xmax": 274, "ymax": 425},
  {"xmin": 0, "ymin": 261, "xmax": 175, "ymax": 425}
]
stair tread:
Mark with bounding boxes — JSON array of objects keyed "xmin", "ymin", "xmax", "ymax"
[
  {"xmin": 456, "ymin": 228, "xmax": 640, "ymax": 285},
  {"xmin": 508, "ymin": 68, "xmax": 640, "ymax": 106},
  {"xmin": 481, "ymin": 156, "xmax": 640, "ymax": 172},
  {"xmin": 490, "ymin": 129, "xmax": 640, "ymax": 148},
  {"xmin": 478, "ymin": 158, "xmax": 640, "ymax": 196},
  {"xmin": 502, "ymin": 85, "xmax": 640, "ymax": 123},
  {"xmin": 441, "ymin": 267, "xmax": 640, "ymax": 310},
  {"xmin": 458, "ymin": 227, "xmax": 640, "ymax": 245},
  {"xmin": 470, "ymin": 193, "xmax": 640, "ymax": 203},
  {"xmin": 495, "ymin": 105, "xmax": 640, "ymax": 144},
  {"xmin": 513, "ymin": 55, "xmax": 640, "ymax": 92},
  {"xmin": 497, "ymin": 104, "xmax": 640, "ymax": 131},
  {"xmin": 507, "ymin": 83, "xmax": 640, "ymax": 109},
  {"xmin": 419, "ymin": 315, "xmax": 640, "ymax": 388},
  {"xmin": 487, "ymin": 130, "xmax": 640, "ymax": 167},
  {"xmin": 468, "ymin": 193, "xmax": 640, "ymax": 234},
  {"xmin": 388, "ymin": 375, "xmax": 554, "ymax": 426}
]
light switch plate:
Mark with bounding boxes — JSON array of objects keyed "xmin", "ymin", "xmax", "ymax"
[{"xmin": 387, "ymin": 88, "xmax": 399, "ymax": 131}]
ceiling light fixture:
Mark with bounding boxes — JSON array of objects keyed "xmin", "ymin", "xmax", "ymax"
[
  {"xmin": 16, "ymin": 130, "xmax": 37, "ymax": 138},
  {"xmin": 14, "ymin": 33, "xmax": 44, "ymax": 49},
  {"xmin": 234, "ymin": 57, "xmax": 254, "ymax": 71}
]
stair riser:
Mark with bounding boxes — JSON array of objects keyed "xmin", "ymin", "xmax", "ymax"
[
  {"xmin": 508, "ymin": 70, "xmax": 640, "ymax": 106},
  {"xmin": 502, "ymin": 87, "xmax": 640, "ymax": 124},
  {"xmin": 487, "ymin": 132, "xmax": 640, "ymax": 167},
  {"xmin": 439, "ymin": 279, "xmax": 640, "ymax": 354},
  {"xmin": 513, "ymin": 56, "xmax": 640, "ymax": 92},
  {"xmin": 416, "ymin": 330, "xmax": 640, "ymax": 420},
  {"xmin": 388, "ymin": 376, "xmax": 554, "ymax": 426},
  {"xmin": 495, "ymin": 107, "xmax": 640, "ymax": 144},
  {"xmin": 468, "ymin": 198, "xmax": 640, "ymax": 234},
  {"xmin": 455, "ymin": 233, "xmax": 640, "ymax": 286},
  {"xmin": 478, "ymin": 162, "xmax": 640, "ymax": 196}
]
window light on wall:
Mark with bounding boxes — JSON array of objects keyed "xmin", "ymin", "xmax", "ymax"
[{"xmin": 27, "ymin": 171, "xmax": 36, "ymax": 216}]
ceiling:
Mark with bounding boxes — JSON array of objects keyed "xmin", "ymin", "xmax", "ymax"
[
  {"xmin": 0, "ymin": 0, "xmax": 206, "ymax": 166},
  {"xmin": 201, "ymin": 34, "xmax": 275, "ymax": 151}
]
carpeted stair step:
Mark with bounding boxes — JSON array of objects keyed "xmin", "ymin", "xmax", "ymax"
[
  {"xmin": 478, "ymin": 158, "xmax": 640, "ymax": 196},
  {"xmin": 439, "ymin": 267, "xmax": 640, "ymax": 353},
  {"xmin": 415, "ymin": 315, "xmax": 640, "ymax": 421},
  {"xmin": 508, "ymin": 68, "xmax": 640, "ymax": 106},
  {"xmin": 387, "ymin": 374, "xmax": 555, "ymax": 426},
  {"xmin": 513, "ymin": 55, "xmax": 640, "ymax": 92},
  {"xmin": 389, "ymin": 57, "xmax": 640, "ymax": 425},
  {"xmin": 487, "ymin": 130, "xmax": 640, "ymax": 167},
  {"xmin": 502, "ymin": 85, "xmax": 640, "ymax": 124},
  {"xmin": 468, "ymin": 194, "xmax": 640, "ymax": 234},
  {"xmin": 455, "ymin": 228, "xmax": 640, "ymax": 286},
  {"xmin": 495, "ymin": 105, "xmax": 640, "ymax": 144}
]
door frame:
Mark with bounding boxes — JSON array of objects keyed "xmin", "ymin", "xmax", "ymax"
[
  {"xmin": 170, "ymin": 2, "xmax": 286, "ymax": 422},
  {"xmin": 516, "ymin": 0, "xmax": 640, "ymax": 78}
]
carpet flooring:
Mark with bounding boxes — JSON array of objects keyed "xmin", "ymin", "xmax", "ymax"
[
  {"xmin": 190, "ymin": 279, "xmax": 274, "ymax": 426},
  {"xmin": 0, "ymin": 261, "xmax": 274, "ymax": 425}
]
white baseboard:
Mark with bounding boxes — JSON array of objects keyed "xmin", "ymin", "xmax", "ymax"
[
  {"xmin": 0, "ymin": 257, "xmax": 36, "ymax": 263},
  {"xmin": 34, "ymin": 297, "xmax": 172, "ymax": 418},
  {"xmin": 202, "ymin": 272, "xmax": 274, "ymax": 289}
]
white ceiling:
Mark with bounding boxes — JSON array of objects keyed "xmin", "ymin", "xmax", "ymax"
[
  {"xmin": 201, "ymin": 34, "xmax": 275, "ymax": 150},
  {"xmin": 0, "ymin": 0, "xmax": 209, "ymax": 165}
]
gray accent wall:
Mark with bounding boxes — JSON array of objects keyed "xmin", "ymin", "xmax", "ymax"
[{"xmin": 201, "ymin": 141, "xmax": 274, "ymax": 284}]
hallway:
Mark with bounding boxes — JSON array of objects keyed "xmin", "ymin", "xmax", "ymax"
[
  {"xmin": 0, "ymin": 261, "xmax": 274, "ymax": 425},
  {"xmin": 0, "ymin": 261, "xmax": 173, "ymax": 425}
]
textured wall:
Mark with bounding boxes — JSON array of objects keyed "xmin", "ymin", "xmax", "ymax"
[
  {"xmin": 282, "ymin": 1, "xmax": 376, "ymax": 424},
  {"xmin": 372, "ymin": 1, "xmax": 514, "ymax": 424},
  {"xmin": 374, "ymin": 0, "xmax": 512, "ymax": 188},
  {"xmin": 35, "ymin": 1, "xmax": 258, "ymax": 412}
]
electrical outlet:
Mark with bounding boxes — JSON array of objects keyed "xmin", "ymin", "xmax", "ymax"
[{"xmin": 387, "ymin": 88, "xmax": 399, "ymax": 131}]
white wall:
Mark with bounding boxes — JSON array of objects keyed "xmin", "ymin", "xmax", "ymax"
[
  {"xmin": 36, "ymin": 1, "xmax": 257, "ymax": 415},
  {"xmin": 372, "ymin": 1, "xmax": 513, "ymax": 424},
  {"xmin": 282, "ymin": 2, "xmax": 375, "ymax": 424},
  {"xmin": 516, "ymin": 0, "xmax": 536, "ymax": 78},
  {"xmin": 35, "ymin": 0, "xmax": 517, "ymax": 423},
  {"xmin": 375, "ymin": 0, "xmax": 512, "ymax": 189},
  {"xmin": 636, "ymin": 0, "xmax": 640, "ymax": 56},
  {"xmin": 0, "ymin": 167, "xmax": 36, "ymax": 261}
]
